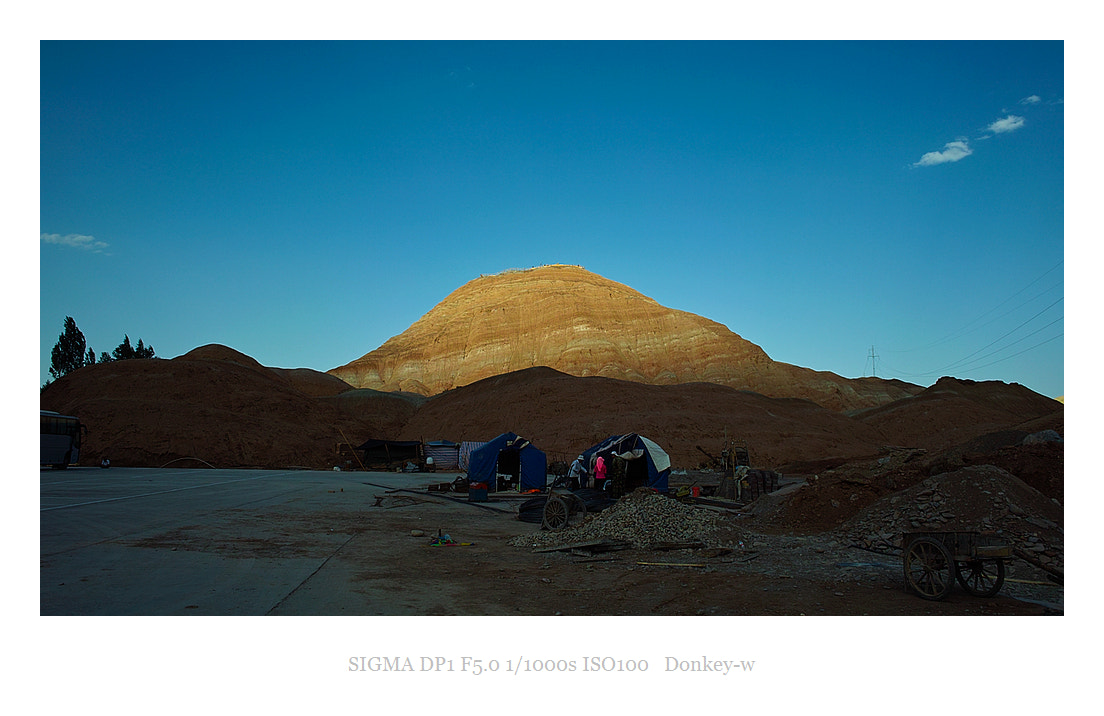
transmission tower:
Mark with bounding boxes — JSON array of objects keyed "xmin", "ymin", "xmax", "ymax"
[{"xmin": 867, "ymin": 345, "xmax": 880, "ymax": 377}]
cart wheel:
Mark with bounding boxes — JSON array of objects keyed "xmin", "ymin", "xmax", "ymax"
[
  {"xmin": 956, "ymin": 559, "xmax": 1005, "ymax": 597},
  {"xmin": 542, "ymin": 495, "xmax": 570, "ymax": 531},
  {"xmin": 904, "ymin": 536, "xmax": 956, "ymax": 600}
]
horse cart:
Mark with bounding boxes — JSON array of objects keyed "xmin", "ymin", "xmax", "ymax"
[
  {"xmin": 901, "ymin": 531, "xmax": 1012, "ymax": 600},
  {"xmin": 517, "ymin": 488, "xmax": 616, "ymax": 531}
]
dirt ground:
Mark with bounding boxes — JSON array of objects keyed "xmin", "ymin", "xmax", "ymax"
[{"xmin": 255, "ymin": 480, "xmax": 1061, "ymax": 616}]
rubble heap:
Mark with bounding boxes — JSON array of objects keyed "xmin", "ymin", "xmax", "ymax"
[
  {"xmin": 509, "ymin": 489, "xmax": 726, "ymax": 550},
  {"xmin": 837, "ymin": 464, "xmax": 1063, "ymax": 574}
]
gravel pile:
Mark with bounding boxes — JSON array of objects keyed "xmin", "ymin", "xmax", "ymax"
[
  {"xmin": 509, "ymin": 489, "xmax": 727, "ymax": 550},
  {"xmin": 836, "ymin": 464, "xmax": 1064, "ymax": 574}
]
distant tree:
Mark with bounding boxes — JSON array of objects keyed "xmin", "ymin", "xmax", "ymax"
[
  {"xmin": 111, "ymin": 335, "xmax": 134, "ymax": 361},
  {"xmin": 48, "ymin": 316, "xmax": 91, "ymax": 382},
  {"xmin": 135, "ymin": 338, "xmax": 154, "ymax": 359},
  {"xmin": 106, "ymin": 334, "xmax": 155, "ymax": 361},
  {"xmin": 45, "ymin": 319, "xmax": 155, "ymax": 389}
]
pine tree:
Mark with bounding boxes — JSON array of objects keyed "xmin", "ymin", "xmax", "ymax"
[
  {"xmin": 48, "ymin": 316, "xmax": 90, "ymax": 381},
  {"xmin": 106, "ymin": 334, "xmax": 156, "ymax": 362},
  {"xmin": 135, "ymin": 338, "xmax": 154, "ymax": 359},
  {"xmin": 111, "ymin": 335, "xmax": 135, "ymax": 361}
]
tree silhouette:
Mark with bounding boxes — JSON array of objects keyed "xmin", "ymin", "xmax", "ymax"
[
  {"xmin": 46, "ymin": 318, "xmax": 156, "ymax": 388},
  {"xmin": 103, "ymin": 334, "xmax": 155, "ymax": 361},
  {"xmin": 48, "ymin": 316, "xmax": 90, "ymax": 381}
]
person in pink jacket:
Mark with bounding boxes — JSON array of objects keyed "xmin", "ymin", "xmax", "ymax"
[{"xmin": 594, "ymin": 455, "xmax": 607, "ymax": 489}]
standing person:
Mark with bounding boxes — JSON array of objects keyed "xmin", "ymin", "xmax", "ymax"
[
  {"xmin": 567, "ymin": 455, "xmax": 587, "ymax": 490},
  {"xmin": 595, "ymin": 455, "xmax": 607, "ymax": 490}
]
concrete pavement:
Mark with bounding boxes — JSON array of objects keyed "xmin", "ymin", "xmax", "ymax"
[{"xmin": 39, "ymin": 466, "xmax": 457, "ymax": 615}]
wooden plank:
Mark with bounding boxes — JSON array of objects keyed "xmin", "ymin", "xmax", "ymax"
[{"xmin": 533, "ymin": 539, "xmax": 633, "ymax": 553}]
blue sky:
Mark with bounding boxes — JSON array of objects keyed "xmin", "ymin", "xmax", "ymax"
[{"xmin": 39, "ymin": 41, "xmax": 1065, "ymax": 398}]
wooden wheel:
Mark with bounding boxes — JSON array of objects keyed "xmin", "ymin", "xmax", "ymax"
[
  {"xmin": 904, "ymin": 536, "xmax": 956, "ymax": 600},
  {"xmin": 956, "ymin": 559, "xmax": 1005, "ymax": 597},
  {"xmin": 542, "ymin": 494, "xmax": 570, "ymax": 531}
]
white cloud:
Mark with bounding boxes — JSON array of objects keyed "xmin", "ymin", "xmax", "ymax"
[
  {"xmin": 1020, "ymin": 95, "xmax": 1042, "ymax": 105},
  {"xmin": 986, "ymin": 115, "xmax": 1025, "ymax": 134},
  {"xmin": 913, "ymin": 139, "xmax": 973, "ymax": 167},
  {"xmin": 41, "ymin": 233, "xmax": 110, "ymax": 253}
]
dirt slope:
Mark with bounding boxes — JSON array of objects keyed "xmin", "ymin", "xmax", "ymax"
[
  {"xmin": 853, "ymin": 377, "xmax": 1063, "ymax": 452},
  {"xmin": 39, "ymin": 345, "xmax": 415, "ymax": 469},
  {"xmin": 397, "ymin": 366, "xmax": 892, "ymax": 468}
]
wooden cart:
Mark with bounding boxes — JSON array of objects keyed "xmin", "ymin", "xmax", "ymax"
[
  {"xmin": 901, "ymin": 531, "xmax": 1012, "ymax": 600},
  {"xmin": 516, "ymin": 488, "xmax": 616, "ymax": 531}
]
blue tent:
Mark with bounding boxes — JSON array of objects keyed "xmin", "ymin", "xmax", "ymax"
[
  {"xmin": 466, "ymin": 432, "xmax": 547, "ymax": 492},
  {"xmin": 580, "ymin": 433, "xmax": 671, "ymax": 494}
]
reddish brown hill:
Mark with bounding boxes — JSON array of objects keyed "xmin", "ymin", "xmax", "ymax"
[
  {"xmin": 329, "ymin": 265, "xmax": 920, "ymax": 412},
  {"xmin": 397, "ymin": 366, "xmax": 892, "ymax": 469},
  {"xmin": 183, "ymin": 344, "xmax": 356, "ymax": 398},
  {"xmin": 39, "ymin": 346, "xmax": 413, "ymax": 469},
  {"xmin": 853, "ymin": 377, "xmax": 1064, "ymax": 453},
  {"xmin": 41, "ymin": 344, "xmax": 1061, "ymax": 482}
]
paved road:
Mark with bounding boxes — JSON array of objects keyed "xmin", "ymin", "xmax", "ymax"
[{"xmin": 40, "ymin": 466, "xmax": 441, "ymax": 615}]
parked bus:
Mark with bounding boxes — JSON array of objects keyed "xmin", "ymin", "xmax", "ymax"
[{"xmin": 41, "ymin": 410, "xmax": 85, "ymax": 469}]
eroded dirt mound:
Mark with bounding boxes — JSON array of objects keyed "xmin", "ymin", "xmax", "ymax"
[
  {"xmin": 271, "ymin": 367, "xmax": 358, "ymax": 397},
  {"xmin": 751, "ymin": 413, "xmax": 1063, "ymax": 532},
  {"xmin": 397, "ymin": 366, "xmax": 891, "ymax": 468},
  {"xmin": 855, "ymin": 376, "xmax": 1062, "ymax": 452},
  {"xmin": 40, "ymin": 348, "xmax": 414, "ymax": 469}
]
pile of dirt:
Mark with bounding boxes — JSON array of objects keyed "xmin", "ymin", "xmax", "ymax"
[
  {"xmin": 837, "ymin": 465, "xmax": 1063, "ymax": 574},
  {"xmin": 752, "ymin": 419, "xmax": 1063, "ymax": 532},
  {"xmin": 40, "ymin": 345, "xmax": 416, "ymax": 469},
  {"xmin": 854, "ymin": 376, "xmax": 1062, "ymax": 453},
  {"xmin": 397, "ymin": 366, "xmax": 892, "ymax": 468}
]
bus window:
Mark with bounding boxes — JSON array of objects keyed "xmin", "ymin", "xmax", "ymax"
[{"xmin": 41, "ymin": 410, "xmax": 84, "ymax": 469}]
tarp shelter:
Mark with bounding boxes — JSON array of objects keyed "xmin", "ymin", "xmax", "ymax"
[
  {"xmin": 356, "ymin": 439, "xmax": 422, "ymax": 469},
  {"xmin": 459, "ymin": 441, "xmax": 487, "ymax": 471},
  {"xmin": 580, "ymin": 433, "xmax": 671, "ymax": 494},
  {"xmin": 466, "ymin": 433, "xmax": 547, "ymax": 492},
  {"xmin": 424, "ymin": 440, "xmax": 460, "ymax": 470}
]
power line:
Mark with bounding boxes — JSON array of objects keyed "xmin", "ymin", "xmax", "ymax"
[
  {"xmin": 942, "ymin": 315, "xmax": 1063, "ymax": 374},
  {"xmin": 874, "ymin": 298, "xmax": 1062, "ymax": 382},
  {"xmin": 933, "ymin": 297, "xmax": 1063, "ymax": 375},
  {"xmin": 878, "ymin": 324, "xmax": 1063, "ymax": 381},
  {"xmin": 884, "ymin": 259, "xmax": 1063, "ymax": 354},
  {"xmin": 959, "ymin": 332, "xmax": 1063, "ymax": 375}
]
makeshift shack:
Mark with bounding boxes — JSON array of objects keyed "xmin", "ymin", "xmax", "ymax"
[
  {"xmin": 423, "ymin": 440, "xmax": 460, "ymax": 471},
  {"xmin": 459, "ymin": 441, "xmax": 487, "ymax": 471},
  {"xmin": 356, "ymin": 439, "xmax": 423, "ymax": 470},
  {"xmin": 580, "ymin": 433, "xmax": 671, "ymax": 496},
  {"xmin": 466, "ymin": 432, "xmax": 547, "ymax": 492}
]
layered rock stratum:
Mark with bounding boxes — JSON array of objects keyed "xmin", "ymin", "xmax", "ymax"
[{"xmin": 329, "ymin": 264, "xmax": 920, "ymax": 411}]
